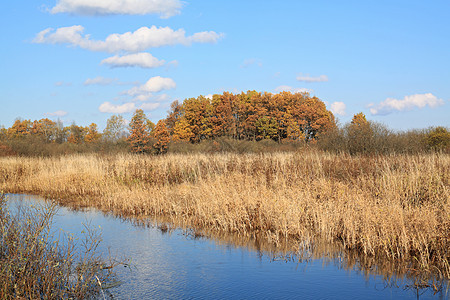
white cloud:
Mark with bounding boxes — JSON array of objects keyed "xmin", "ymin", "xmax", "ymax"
[
  {"xmin": 50, "ymin": 0, "xmax": 183, "ymax": 18},
  {"xmin": 133, "ymin": 94, "xmax": 153, "ymax": 102},
  {"xmin": 296, "ymin": 74, "xmax": 329, "ymax": 83},
  {"xmin": 33, "ymin": 25, "xmax": 224, "ymax": 53},
  {"xmin": 98, "ymin": 101, "xmax": 161, "ymax": 113},
  {"xmin": 139, "ymin": 102, "xmax": 160, "ymax": 111},
  {"xmin": 101, "ymin": 53, "xmax": 165, "ymax": 68},
  {"xmin": 99, "ymin": 102, "xmax": 136, "ymax": 114},
  {"xmin": 152, "ymin": 93, "xmax": 171, "ymax": 102},
  {"xmin": 84, "ymin": 76, "xmax": 117, "ymax": 85},
  {"xmin": 369, "ymin": 93, "xmax": 445, "ymax": 115},
  {"xmin": 189, "ymin": 31, "xmax": 225, "ymax": 43},
  {"xmin": 166, "ymin": 60, "xmax": 179, "ymax": 69},
  {"xmin": 45, "ymin": 110, "xmax": 68, "ymax": 117},
  {"xmin": 330, "ymin": 102, "xmax": 346, "ymax": 116},
  {"xmin": 205, "ymin": 94, "xmax": 213, "ymax": 100},
  {"xmin": 127, "ymin": 76, "xmax": 176, "ymax": 96},
  {"xmin": 274, "ymin": 85, "xmax": 312, "ymax": 94}
]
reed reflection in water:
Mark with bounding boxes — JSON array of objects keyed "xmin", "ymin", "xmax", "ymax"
[{"xmin": 7, "ymin": 194, "xmax": 448, "ymax": 299}]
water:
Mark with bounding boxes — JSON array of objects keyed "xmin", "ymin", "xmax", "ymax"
[{"xmin": 5, "ymin": 194, "xmax": 449, "ymax": 299}]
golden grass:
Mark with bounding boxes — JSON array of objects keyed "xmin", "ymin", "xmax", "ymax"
[{"xmin": 0, "ymin": 151, "xmax": 449, "ymax": 281}]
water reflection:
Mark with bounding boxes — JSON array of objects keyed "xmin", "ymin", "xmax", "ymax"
[{"xmin": 6, "ymin": 194, "xmax": 449, "ymax": 299}]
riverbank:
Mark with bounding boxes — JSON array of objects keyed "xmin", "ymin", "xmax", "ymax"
[{"xmin": 1, "ymin": 151, "xmax": 449, "ymax": 280}]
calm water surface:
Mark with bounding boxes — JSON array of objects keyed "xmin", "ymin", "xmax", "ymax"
[{"xmin": 7, "ymin": 194, "xmax": 449, "ymax": 299}]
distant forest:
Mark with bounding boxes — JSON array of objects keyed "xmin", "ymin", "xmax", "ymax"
[{"xmin": 1, "ymin": 91, "xmax": 449, "ymax": 156}]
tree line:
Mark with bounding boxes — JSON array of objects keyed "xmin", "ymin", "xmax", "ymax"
[{"xmin": 1, "ymin": 91, "xmax": 449, "ymax": 156}]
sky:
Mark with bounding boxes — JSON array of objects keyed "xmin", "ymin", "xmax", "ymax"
[{"xmin": 1, "ymin": 0, "xmax": 449, "ymax": 131}]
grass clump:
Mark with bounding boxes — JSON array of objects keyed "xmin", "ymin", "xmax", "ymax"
[{"xmin": 0, "ymin": 193, "xmax": 118, "ymax": 299}]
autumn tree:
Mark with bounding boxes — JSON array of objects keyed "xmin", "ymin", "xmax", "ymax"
[
  {"xmin": 128, "ymin": 109, "xmax": 151, "ymax": 153},
  {"xmin": 103, "ymin": 115, "xmax": 127, "ymax": 143},
  {"xmin": 165, "ymin": 100, "xmax": 183, "ymax": 136},
  {"xmin": 346, "ymin": 112, "xmax": 369, "ymax": 154},
  {"xmin": 159, "ymin": 90, "xmax": 336, "ymax": 144},
  {"xmin": 351, "ymin": 112, "xmax": 368, "ymax": 126},
  {"xmin": 211, "ymin": 93, "xmax": 235, "ymax": 138},
  {"xmin": 426, "ymin": 126, "xmax": 450, "ymax": 151},
  {"xmin": 7, "ymin": 119, "xmax": 31, "ymax": 138},
  {"xmin": 255, "ymin": 116, "xmax": 278, "ymax": 140},
  {"xmin": 34, "ymin": 119, "xmax": 57, "ymax": 142},
  {"xmin": 152, "ymin": 120, "xmax": 170, "ymax": 154},
  {"xmin": 292, "ymin": 95, "xmax": 336, "ymax": 141},
  {"xmin": 0, "ymin": 126, "xmax": 6, "ymax": 140},
  {"xmin": 181, "ymin": 96, "xmax": 213, "ymax": 142},
  {"xmin": 172, "ymin": 117, "xmax": 194, "ymax": 141},
  {"xmin": 67, "ymin": 123, "xmax": 87, "ymax": 144},
  {"xmin": 85, "ymin": 123, "xmax": 101, "ymax": 143}
]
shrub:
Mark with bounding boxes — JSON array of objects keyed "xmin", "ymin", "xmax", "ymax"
[
  {"xmin": 0, "ymin": 193, "xmax": 119, "ymax": 299},
  {"xmin": 426, "ymin": 127, "xmax": 450, "ymax": 152}
]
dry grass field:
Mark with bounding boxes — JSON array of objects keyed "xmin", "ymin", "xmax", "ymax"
[{"xmin": 0, "ymin": 151, "xmax": 449, "ymax": 281}]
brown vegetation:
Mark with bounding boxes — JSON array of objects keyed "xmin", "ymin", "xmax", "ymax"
[
  {"xmin": 0, "ymin": 151, "xmax": 448, "ymax": 282},
  {"xmin": 0, "ymin": 193, "xmax": 119, "ymax": 299}
]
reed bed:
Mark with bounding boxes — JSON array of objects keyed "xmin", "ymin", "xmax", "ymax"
[
  {"xmin": 0, "ymin": 151, "xmax": 449, "ymax": 281},
  {"xmin": 0, "ymin": 193, "xmax": 119, "ymax": 299}
]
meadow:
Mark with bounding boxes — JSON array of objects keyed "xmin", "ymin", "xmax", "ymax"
[{"xmin": 0, "ymin": 151, "xmax": 448, "ymax": 283}]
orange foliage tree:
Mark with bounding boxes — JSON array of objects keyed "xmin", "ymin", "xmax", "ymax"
[
  {"xmin": 67, "ymin": 124, "xmax": 87, "ymax": 144},
  {"xmin": 152, "ymin": 120, "xmax": 170, "ymax": 154},
  {"xmin": 7, "ymin": 119, "xmax": 32, "ymax": 138},
  {"xmin": 128, "ymin": 109, "xmax": 151, "ymax": 153},
  {"xmin": 85, "ymin": 123, "xmax": 101, "ymax": 143},
  {"xmin": 162, "ymin": 91, "xmax": 336, "ymax": 144}
]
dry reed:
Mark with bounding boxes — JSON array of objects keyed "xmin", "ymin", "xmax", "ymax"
[
  {"xmin": 0, "ymin": 193, "xmax": 120, "ymax": 299},
  {"xmin": 0, "ymin": 151, "xmax": 448, "ymax": 282}
]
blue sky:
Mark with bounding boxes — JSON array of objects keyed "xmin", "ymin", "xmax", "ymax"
[{"xmin": 1, "ymin": 0, "xmax": 449, "ymax": 130}]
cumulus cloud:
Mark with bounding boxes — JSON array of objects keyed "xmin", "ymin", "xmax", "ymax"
[
  {"xmin": 99, "ymin": 102, "xmax": 136, "ymax": 114},
  {"xmin": 99, "ymin": 101, "xmax": 161, "ymax": 113},
  {"xmin": 330, "ymin": 102, "xmax": 346, "ymax": 116},
  {"xmin": 50, "ymin": 0, "xmax": 183, "ymax": 18},
  {"xmin": 33, "ymin": 25, "xmax": 224, "ymax": 53},
  {"xmin": 139, "ymin": 102, "xmax": 160, "ymax": 111},
  {"xmin": 274, "ymin": 85, "xmax": 312, "ymax": 94},
  {"xmin": 296, "ymin": 74, "xmax": 329, "ymax": 83},
  {"xmin": 84, "ymin": 76, "xmax": 117, "ymax": 86},
  {"xmin": 45, "ymin": 110, "xmax": 68, "ymax": 117},
  {"xmin": 127, "ymin": 76, "xmax": 176, "ymax": 96},
  {"xmin": 101, "ymin": 53, "xmax": 165, "ymax": 68},
  {"xmin": 369, "ymin": 93, "xmax": 445, "ymax": 115}
]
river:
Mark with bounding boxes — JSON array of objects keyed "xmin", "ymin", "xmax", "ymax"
[{"xmin": 6, "ymin": 194, "xmax": 448, "ymax": 299}]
